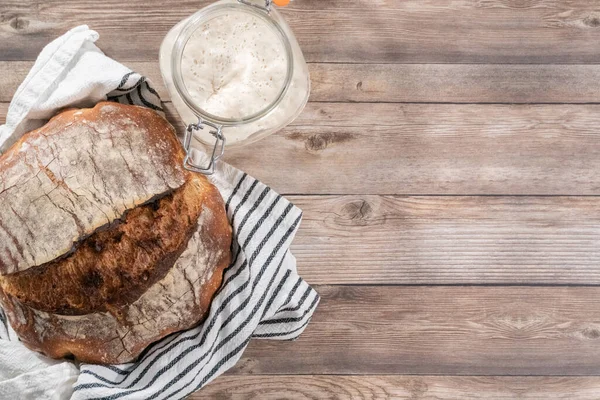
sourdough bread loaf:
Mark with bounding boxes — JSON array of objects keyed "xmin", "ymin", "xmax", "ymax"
[{"xmin": 0, "ymin": 102, "xmax": 232, "ymax": 364}]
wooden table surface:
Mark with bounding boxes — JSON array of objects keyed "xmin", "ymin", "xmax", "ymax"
[{"xmin": 4, "ymin": 0, "xmax": 600, "ymax": 398}]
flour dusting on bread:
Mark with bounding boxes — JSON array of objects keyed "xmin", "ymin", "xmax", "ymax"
[{"xmin": 0, "ymin": 102, "xmax": 232, "ymax": 364}]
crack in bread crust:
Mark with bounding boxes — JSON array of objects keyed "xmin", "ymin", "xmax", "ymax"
[
  {"xmin": 0, "ymin": 175, "xmax": 208, "ymax": 315},
  {"xmin": 1, "ymin": 184, "xmax": 232, "ymax": 364},
  {"xmin": 0, "ymin": 102, "xmax": 187, "ymax": 275},
  {"xmin": 0, "ymin": 102, "xmax": 233, "ymax": 364}
]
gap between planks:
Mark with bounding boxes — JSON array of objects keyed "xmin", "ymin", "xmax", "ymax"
[{"xmin": 5, "ymin": 62, "xmax": 600, "ymax": 103}]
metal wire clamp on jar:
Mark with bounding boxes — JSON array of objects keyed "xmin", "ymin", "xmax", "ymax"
[{"xmin": 160, "ymin": 0, "xmax": 310, "ymax": 174}]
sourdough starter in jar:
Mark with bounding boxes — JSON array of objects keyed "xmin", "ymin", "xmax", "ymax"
[
  {"xmin": 160, "ymin": 0, "xmax": 310, "ymax": 148},
  {"xmin": 180, "ymin": 12, "xmax": 288, "ymax": 121}
]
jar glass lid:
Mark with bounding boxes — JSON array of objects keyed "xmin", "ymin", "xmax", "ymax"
[{"xmin": 172, "ymin": 2, "xmax": 293, "ymax": 125}]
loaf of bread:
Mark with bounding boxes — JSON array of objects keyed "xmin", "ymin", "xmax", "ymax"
[{"xmin": 0, "ymin": 102, "xmax": 232, "ymax": 364}]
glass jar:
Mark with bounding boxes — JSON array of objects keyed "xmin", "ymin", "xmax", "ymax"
[{"xmin": 160, "ymin": 0, "xmax": 310, "ymax": 174}]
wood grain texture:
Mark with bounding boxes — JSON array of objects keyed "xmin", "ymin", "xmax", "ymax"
[
  {"xmin": 4, "ymin": 102, "xmax": 600, "ymax": 196},
  {"xmin": 5, "ymin": 61, "xmax": 600, "ymax": 103},
  {"xmin": 290, "ymin": 195, "xmax": 600, "ymax": 285},
  {"xmin": 221, "ymin": 102, "xmax": 600, "ymax": 195},
  {"xmin": 230, "ymin": 285, "xmax": 600, "ymax": 376},
  {"xmin": 6, "ymin": 0, "xmax": 600, "ymax": 395},
  {"xmin": 4, "ymin": 0, "xmax": 600, "ymax": 63},
  {"xmin": 309, "ymin": 63, "xmax": 600, "ymax": 104},
  {"xmin": 193, "ymin": 375, "xmax": 600, "ymax": 399}
]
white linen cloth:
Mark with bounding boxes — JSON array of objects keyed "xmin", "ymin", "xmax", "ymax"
[
  {"xmin": 0, "ymin": 320, "xmax": 79, "ymax": 400},
  {"xmin": 0, "ymin": 25, "xmax": 318, "ymax": 400}
]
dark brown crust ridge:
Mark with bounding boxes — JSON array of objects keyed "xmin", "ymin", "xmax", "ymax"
[
  {"xmin": 0, "ymin": 103, "xmax": 233, "ymax": 364},
  {"xmin": 0, "ymin": 102, "xmax": 187, "ymax": 275},
  {"xmin": 0, "ymin": 174, "xmax": 208, "ymax": 315},
  {"xmin": 0, "ymin": 187, "xmax": 231, "ymax": 364}
]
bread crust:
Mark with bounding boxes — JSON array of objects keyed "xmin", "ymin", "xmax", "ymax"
[
  {"xmin": 0, "ymin": 102, "xmax": 187, "ymax": 275},
  {"xmin": 1, "ymin": 175, "xmax": 209, "ymax": 315},
  {"xmin": 0, "ymin": 102, "xmax": 232, "ymax": 364}
]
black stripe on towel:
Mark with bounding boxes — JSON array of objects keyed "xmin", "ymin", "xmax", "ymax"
[
  {"xmin": 256, "ymin": 315, "xmax": 313, "ymax": 339},
  {"xmin": 83, "ymin": 213, "xmax": 301, "ymax": 399},
  {"xmin": 113, "ymin": 76, "xmax": 143, "ymax": 92},
  {"xmin": 125, "ymin": 92, "xmax": 134, "ymax": 105},
  {"xmin": 75, "ymin": 176, "xmax": 282, "ymax": 391},
  {"xmin": 274, "ymin": 285, "xmax": 313, "ymax": 315},
  {"xmin": 78, "ymin": 174, "xmax": 251, "ymax": 383},
  {"xmin": 144, "ymin": 81, "xmax": 161, "ymax": 99},
  {"xmin": 279, "ymin": 276, "xmax": 303, "ymax": 312},
  {"xmin": 136, "ymin": 84, "xmax": 163, "ymax": 112},
  {"xmin": 225, "ymin": 173, "xmax": 247, "ymax": 213},
  {"xmin": 72, "ymin": 172, "xmax": 310, "ymax": 400},
  {"xmin": 253, "ymin": 296, "xmax": 319, "ymax": 338},
  {"xmin": 259, "ymin": 268, "xmax": 296, "ymax": 321},
  {"xmin": 145, "ymin": 230, "xmax": 298, "ymax": 400},
  {"xmin": 259, "ymin": 291, "xmax": 318, "ymax": 325},
  {"xmin": 116, "ymin": 72, "xmax": 135, "ymax": 90}
]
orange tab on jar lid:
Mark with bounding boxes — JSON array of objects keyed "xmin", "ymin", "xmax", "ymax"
[{"xmin": 273, "ymin": 0, "xmax": 290, "ymax": 6}]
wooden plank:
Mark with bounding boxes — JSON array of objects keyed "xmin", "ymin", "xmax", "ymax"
[
  {"xmin": 4, "ymin": 102, "xmax": 600, "ymax": 196},
  {"xmin": 309, "ymin": 63, "xmax": 600, "ymax": 104},
  {"xmin": 220, "ymin": 102, "xmax": 600, "ymax": 195},
  {"xmin": 5, "ymin": 61, "xmax": 600, "ymax": 103},
  {"xmin": 192, "ymin": 375, "xmax": 600, "ymax": 399},
  {"xmin": 289, "ymin": 195, "xmax": 600, "ymax": 285},
  {"xmin": 4, "ymin": 1, "xmax": 600, "ymax": 63},
  {"xmin": 230, "ymin": 286, "xmax": 600, "ymax": 376}
]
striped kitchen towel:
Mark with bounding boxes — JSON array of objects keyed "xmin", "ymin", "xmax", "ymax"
[{"xmin": 0, "ymin": 25, "xmax": 319, "ymax": 400}]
